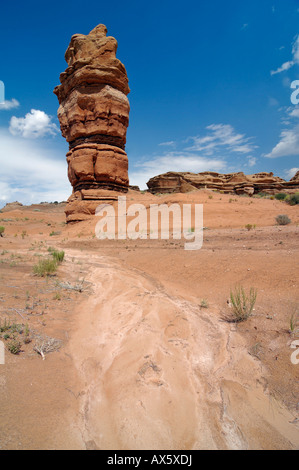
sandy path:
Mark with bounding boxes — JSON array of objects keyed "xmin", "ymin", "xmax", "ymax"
[{"xmin": 66, "ymin": 250, "xmax": 299, "ymax": 450}]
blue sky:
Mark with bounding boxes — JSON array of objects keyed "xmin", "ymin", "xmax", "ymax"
[{"xmin": 0, "ymin": 0, "xmax": 299, "ymax": 203}]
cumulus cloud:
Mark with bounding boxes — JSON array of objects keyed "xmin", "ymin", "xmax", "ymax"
[
  {"xmin": 265, "ymin": 125, "xmax": 299, "ymax": 158},
  {"xmin": 271, "ymin": 34, "xmax": 299, "ymax": 75},
  {"xmin": 0, "ymin": 99, "xmax": 20, "ymax": 111},
  {"xmin": 284, "ymin": 167, "xmax": 299, "ymax": 180},
  {"xmin": 186, "ymin": 124, "xmax": 257, "ymax": 155},
  {"xmin": 9, "ymin": 109, "xmax": 58, "ymax": 138},
  {"xmin": 265, "ymin": 106, "xmax": 299, "ymax": 158},
  {"xmin": 129, "ymin": 152, "xmax": 227, "ymax": 190},
  {"xmin": 0, "ymin": 128, "xmax": 70, "ymax": 205}
]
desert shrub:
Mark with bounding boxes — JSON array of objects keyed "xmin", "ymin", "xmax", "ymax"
[
  {"xmin": 289, "ymin": 312, "xmax": 299, "ymax": 337},
  {"xmin": 49, "ymin": 231, "xmax": 61, "ymax": 237},
  {"xmin": 7, "ymin": 339, "xmax": 21, "ymax": 355},
  {"xmin": 275, "ymin": 193, "xmax": 287, "ymax": 201},
  {"xmin": 51, "ymin": 249, "xmax": 65, "ymax": 263},
  {"xmin": 33, "ymin": 258, "xmax": 58, "ymax": 277},
  {"xmin": 0, "ymin": 318, "xmax": 11, "ymax": 333},
  {"xmin": 0, "ymin": 226, "xmax": 5, "ymax": 237},
  {"xmin": 285, "ymin": 193, "xmax": 299, "ymax": 206},
  {"xmin": 230, "ymin": 285, "xmax": 257, "ymax": 322},
  {"xmin": 200, "ymin": 299, "xmax": 209, "ymax": 308},
  {"xmin": 275, "ymin": 214, "xmax": 291, "ymax": 226}
]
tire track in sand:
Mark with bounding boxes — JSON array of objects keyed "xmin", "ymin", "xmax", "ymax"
[{"xmin": 66, "ymin": 251, "xmax": 299, "ymax": 450}]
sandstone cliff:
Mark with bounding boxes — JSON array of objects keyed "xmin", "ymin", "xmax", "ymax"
[{"xmin": 147, "ymin": 171, "xmax": 299, "ymax": 195}]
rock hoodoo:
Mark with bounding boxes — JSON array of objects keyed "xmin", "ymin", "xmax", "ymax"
[
  {"xmin": 54, "ymin": 24, "xmax": 130, "ymax": 222},
  {"xmin": 147, "ymin": 171, "xmax": 299, "ymax": 195}
]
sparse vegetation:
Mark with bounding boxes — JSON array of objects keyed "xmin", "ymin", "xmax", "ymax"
[
  {"xmin": 53, "ymin": 292, "xmax": 62, "ymax": 301},
  {"xmin": 7, "ymin": 339, "xmax": 21, "ymax": 355},
  {"xmin": 285, "ymin": 193, "xmax": 299, "ymax": 206},
  {"xmin": 33, "ymin": 258, "xmax": 58, "ymax": 277},
  {"xmin": 33, "ymin": 335, "xmax": 62, "ymax": 360},
  {"xmin": 51, "ymin": 249, "xmax": 65, "ymax": 263},
  {"xmin": 274, "ymin": 193, "xmax": 287, "ymax": 201},
  {"xmin": 245, "ymin": 224, "xmax": 256, "ymax": 231},
  {"xmin": 0, "ymin": 318, "xmax": 11, "ymax": 333},
  {"xmin": 200, "ymin": 299, "xmax": 209, "ymax": 309},
  {"xmin": 289, "ymin": 312, "xmax": 299, "ymax": 337},
  {"xmin": 0, "ymin": 226, "xmax": 5, "ymax": 237},
  {"xmin": 275, "ymin": 214, "xmax": 291, "ymax": 226},
  {"xmin": 49, "ymin": 231, "xmax": 61, "ymax": 237},
  {"xmin": 230, "ymin": 285, "xmax": 257, "ymax": 322},
  {"xmin": 0, "ymin": 318, "xmax": 31, "ymax": 352}
]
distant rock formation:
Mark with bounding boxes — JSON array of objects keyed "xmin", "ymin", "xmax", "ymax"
[
  {"xmin": 0, "ymin": 201, "xmax": 23, "ymax": 212},
  {"xmin": 147, "ymin": 171, "xmax": 299, "ymax": 195},
  {"xmin": 54, "ymin": 24, "xmax": 130, "ymax": 222}
]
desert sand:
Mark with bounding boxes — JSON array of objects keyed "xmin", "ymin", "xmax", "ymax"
[{"xmin": 0, "ymin": 189, "xmax": 298, "ymax": 450}]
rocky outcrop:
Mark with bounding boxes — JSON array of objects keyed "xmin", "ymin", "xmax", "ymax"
[
  {"xmin": 147, "ymin": 171, "xmax": 299, "ymax": 195},
  {"xmin": 0, "ymin": 201, "xmax": 23, "ymax": 212},
  {"xmin": 54, "ymin": 24, "xmax": 130, "ymax": 222}
]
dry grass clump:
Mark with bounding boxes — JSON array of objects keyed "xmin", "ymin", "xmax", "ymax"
[
  {"xmin": 33, "ymin": 258, "xmax": 58, "ymax": 277},
  {"xmin": 33, "ymin": 334, "xmax": 62, "ymax": 360},
  {"xmin": 230, "ymin": 285, "xmax": 257, "ymax": 322},
  {"xmin": 275, "ymin": 214, "xmax": 291, "ymax": 226}
]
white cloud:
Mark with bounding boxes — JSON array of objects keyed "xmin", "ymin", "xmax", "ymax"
[
  {"xmin": 271, "ymin": 60, "xmax": 294, "ymax": 75},
  {"xmin": 265, "ymin": 105, "xmax": 299, "ymax": 158},
  {"xmin": 0, "ymin": 128, "xmax": 70, "ymax": 205},
  {"xmin": 158, "ymin": 141, "xmax": 176, "ymax": 147},
  {"xmin": 129, "ymin": 153, "xmax": 227, "ymax": 189},
  {"xmin": 289, "ymin": 107, "xmax": 299, "ymax": 118},
  {"xmin": 186, "ymin": 124, "xmax": 257, "ymax": 155},
  {"xmin": 292, "ymin": 35, "xmax": 299, "ymax": 63},
  {"xmin": 265, "ymin": 125, "xmax": 299, "ymax": 158},
  {"xmin": 247, "ymin": 156, "xmax": 257, "ymax": 167},
  {"xmin": 271, "ymin": 34, "xmax": 299, "ymax": 75},
  {"xmin": 9, "ymin": 109, "xmax": 58, "ymax": 138},
  {"xmin": 0, "ymin": 99, "xmax": 20, "ymax": 111},
  {"xmin": 284, "ymin": 167, "xmax": 299, "ymax": 180}
]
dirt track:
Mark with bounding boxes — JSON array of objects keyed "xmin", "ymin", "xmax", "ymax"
[{"xmin": 0, "ymin": 192, "xmax": 298, "ymax": 449}]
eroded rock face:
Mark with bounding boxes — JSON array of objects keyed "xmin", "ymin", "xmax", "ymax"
[
  {"xmin": 54, "ymin": 24, "xmax": 130, "ymax": 222},
  {"xmin": 147, "ymin": 171, "xmax": 299, "ymax": 195}
]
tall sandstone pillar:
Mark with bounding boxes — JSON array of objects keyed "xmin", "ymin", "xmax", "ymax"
[{"xmin": 54, "ymin": 24, "xmax": 130, "ymax": 223}]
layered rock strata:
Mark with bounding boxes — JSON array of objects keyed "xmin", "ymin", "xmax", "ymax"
[
  {"xmin": 54, "ymin": 24, "xmax": 130, "ymax": 222},
  {"xmin": 147, "ymin": 171, "xmax": 299, "ymax": 195}
]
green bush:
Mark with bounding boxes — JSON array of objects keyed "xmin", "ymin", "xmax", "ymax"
[
  {"xmin": 230, "ymin": 285, "xmax": 257, "ymax": 322},
  {"xmin": 51, "ymin": 250, "xmax": 65, "ymax": 263},
  {"xmin": 285, "ymin": 193, "xmax": 299, "ymax": 206},
  {"xmin": 274, "ymin": 193, "xmax": 287, "ymax": 201},
  {"xmin": 275, "ymin": 214, "xmax": 291, "ymax": 226},
  {"xmin": 0, "ymin": 226, "xmax": 5, "ymax": 237},
  {"xmin": 33, "ymin": 258, "xmax": 58, "ymax": 277},
  {"xmin": 7, "ymin": 339, "xmax": 21, "ymax": 355}
]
